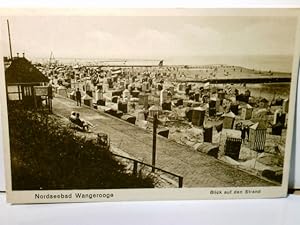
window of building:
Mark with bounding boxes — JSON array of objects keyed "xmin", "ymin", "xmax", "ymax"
[{"xmin": 7, "ymin": 85, "xmax": 22, "ymax": 100}]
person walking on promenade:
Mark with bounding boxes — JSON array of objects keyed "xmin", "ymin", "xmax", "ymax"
[
  {"xmin": 241, "ymin": 124, "xmax": 246, "ymax": 144},
  {"xmin": 76, "ymin": 88, "xmax": 81, "ymax": 106},
  {"xmin": 245, "ymin": 125, "xmax": 250, "ymax": 142}
]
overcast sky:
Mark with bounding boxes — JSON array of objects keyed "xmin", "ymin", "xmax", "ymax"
[{"xmin": 0, "ymin": 16, "xmax": 298, "ymax": 59}]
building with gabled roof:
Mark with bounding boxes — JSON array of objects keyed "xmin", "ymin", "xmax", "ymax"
[{"xmin": 5, "ymin": 55, "xmax": 49, "ymax": 107}]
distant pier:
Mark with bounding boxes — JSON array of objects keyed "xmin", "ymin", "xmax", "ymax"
[{"xmin": 177, "ymin": 76, "xmax": 291, "ymax": 84}]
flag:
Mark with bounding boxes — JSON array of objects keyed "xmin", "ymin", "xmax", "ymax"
[
  {"xmin": 111, "ymin": 68, "xmax": 122, "ymax": 75},
  {"xmin": 158, "ymin": 60, "xmax": 164, "ymax": 67},
  {"xmin": 204, "ymin": 82, "xmax": 210, "ymax": 89}
]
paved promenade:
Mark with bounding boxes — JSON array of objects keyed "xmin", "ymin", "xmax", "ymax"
[{"xmin": 52, "ymin": 96, "xmax": 274, "ymax": 187}]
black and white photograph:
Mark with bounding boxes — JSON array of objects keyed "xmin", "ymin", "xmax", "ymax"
[{"xmin": 0, "ymin": 9, "xmax": 299, "ymax": 203}]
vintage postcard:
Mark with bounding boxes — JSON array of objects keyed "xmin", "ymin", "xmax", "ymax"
[{"xmin": 0, "ymin": 9, "xmax": 299, "ymax": 204}]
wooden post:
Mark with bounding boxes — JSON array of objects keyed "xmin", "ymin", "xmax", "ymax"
[
  {"xmin": 33, "ymin": 87, "xmax": 37, "ymax": 111},
  {"xmin": 48, "ymin": 85, "xmax": 53, "ymax": 113},
  {"xmin": 152, "ymin": 114, "xmax": 157, "ymax": 172},
  {"xmin": 49, "ymin": 98, "xmax": 52, "ymax": 113},
  {"xmin": 179, "ymin": 177, "xmax": 183, "ymax": 188},
  {"xmin": 17, "ymin": 85, "xmax": 21, "ymax": 100},
  {"xmin": 133, "ymin": 160, "xmax": 138, "ymax": 176},
  {"xmin": 45, "ymin": 97, "xmax": 48, "ymax": 112},
  {"xmin": 253, "ymin": 150, "xmax": 258, "ymax": 172}
]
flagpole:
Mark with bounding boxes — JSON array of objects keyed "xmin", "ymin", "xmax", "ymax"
[
  {"xmin": 7, "ymin": 20, "xmax": 13, "ymax": 60},
  {"xmin": 152, "ymin": 114, "xmax": 158, "ymax": 172}
]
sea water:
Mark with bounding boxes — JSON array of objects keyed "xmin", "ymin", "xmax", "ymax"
[
  {"xmin": 33, "ymin": 54, "xmax": 294, "ymax": 73},
  {"xmin": 165, "ymin": 55, "xmax": 294, "ymax": 73}
]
